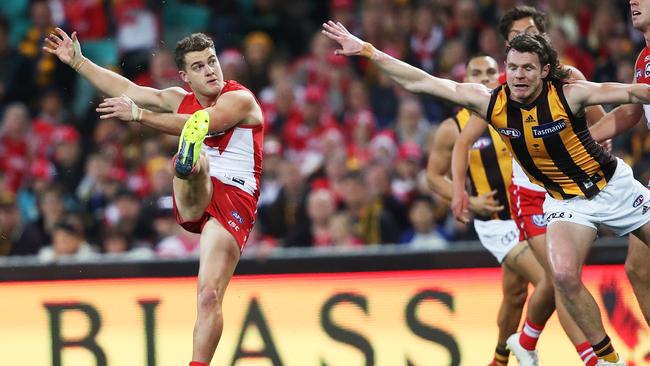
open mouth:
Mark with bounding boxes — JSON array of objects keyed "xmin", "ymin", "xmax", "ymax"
[{"xmin": 633, "ymin": 10, "xmax": 641, "ymax": 17}]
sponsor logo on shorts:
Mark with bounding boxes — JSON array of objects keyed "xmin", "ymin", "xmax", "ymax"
[
  {"xmin": 643, "ymin": 205, "xmax": 650, "ymax": 215},
  {"xmin": 498, "ymin": 127, "xmax": 521, "ymax": 138},
  {"xmin": 231, "ymin": 210, "xmax": 244, "ymax": 224},
  {"xmin": 471, "ymin": 137, "xmax": 492, "ymax": 150},
  {"xmin": 531, "ymin": 214, "xmax": 547, "ymax": 228},
  {"xmin": 545, "ymin": 212, "xmax": 573, "ymax": 222},
  {"xmin": 500, "ymin": 230, "xmax": 519, "ymax": 246},
  {"xmin": 532, "ymin": 120, "xmax": 567, "ymax": 138},
  {"xmin": 633, "ymin": 195, "xmax": 645, "ymax": 208}
]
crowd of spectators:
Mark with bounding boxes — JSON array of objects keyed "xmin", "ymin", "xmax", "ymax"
[{"xmin": 0, "ymin": 0, "xmax": 645, "ymax": 262}]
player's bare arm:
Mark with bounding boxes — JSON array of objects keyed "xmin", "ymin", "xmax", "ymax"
[
  {"xmin": 203, "ymin": 90, "xmax": 262, "ymax": 131},
  {"xmin": 564, "ymin": 65, "xmax": 606, "ymax": 125},
  {"xmin": 564, "ymin": 80, "xmax": 650, "ymax": 113},
  {"xmin": 43, "ymin": 27, "xmax": 186, "ymax": 112},
  {"xmin": 426, "ymin": 118, "xmax": 459, "ymax": 201},
  {"xmin": 321, "ymin": 20, "xmax": 492, "ymax": 116},
  {"xmin": 589, "ymin": 104, "xmax": 645, "ymax": 143},
  {"xmin": 450, "ymin": 114, "xmax": 497, "ymax": 224}
]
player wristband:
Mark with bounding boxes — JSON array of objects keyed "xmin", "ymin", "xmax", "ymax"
[
  {"xmin": 72, "ymin": 57, "xmax": 87, "ymax": 71},
  {"xmin": 360, "ymin": 42, "xmax": 376, "ymax": 58},
  {"xmin": 131, "ymin": 103, "xmax": 143, "ymax": 122}
]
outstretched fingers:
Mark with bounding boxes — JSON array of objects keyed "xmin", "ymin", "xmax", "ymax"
[{"xmin": 54, "ymin": 27, "xmax": 71, "ymax": 42}]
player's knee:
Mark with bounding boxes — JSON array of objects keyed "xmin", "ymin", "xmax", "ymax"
[
  {"xmin": 551, "ymin": 267, "xmax": 581, "ymax": 295},
  {"xmin": 625, "ymin": 256, "xmax": 648, "ymax": 282},
  {"xmin": 197, "ymin": 285, "xmax": 221, "ymax": 312}
]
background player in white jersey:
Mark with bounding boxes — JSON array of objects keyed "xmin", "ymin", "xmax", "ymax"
[{"xmin": 44, "ymin": 30, "xmax": 263, "ymax": 366}]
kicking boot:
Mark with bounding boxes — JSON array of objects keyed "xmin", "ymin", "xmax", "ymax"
[{"xmin": 175, "ymin": 109, "xmax": 209, "ymax": 178}]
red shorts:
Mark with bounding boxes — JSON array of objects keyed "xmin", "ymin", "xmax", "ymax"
[
  {"xmin": 173, "ymin": 177, "xmax": 257, "ymax": 251},
  {"xmin": 509, "ymin": 183, "xmax": 547, "ymax": 241}
]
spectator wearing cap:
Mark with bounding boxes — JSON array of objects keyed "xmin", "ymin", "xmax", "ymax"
[
  {"xmin": 16, "ymin": 158, "xmax": 56, "ymax": 222},
  {"xmin": 52, "ymin": 125, "xmax": 84, "ymax": 194},
  {"xmin": 283, "ymin": 85, "xmax": 340, "ymax": 162},
  {"xmin": 37, "ymin": 212, "xmax": 98, "ymax": 263},
  {"xmin": 243, "ymin": 31, "xmax": 274, "ymax": 94},
  {"xmin": 392, "ymin": 143, "xmax": 423, "ymax": 205}
]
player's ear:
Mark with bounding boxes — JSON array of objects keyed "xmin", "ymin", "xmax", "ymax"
[
  {"xmin": 541, "ymin": 64, "xmax": 550, "ymax": 79},
  {"xmin": 179, "ymin": 70, "xmax": 189, "ymax": 83}
]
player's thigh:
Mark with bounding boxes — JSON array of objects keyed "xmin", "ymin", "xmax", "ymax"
[{"xmin": 196, "ymin": 218, "xmax": 241, "ymax": 301}]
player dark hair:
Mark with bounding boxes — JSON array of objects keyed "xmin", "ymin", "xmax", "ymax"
[
  {"xmin": 498, "ymin": 6, "xmax": 548, "ymax": 40},
  {"xmin": 174, "ymin": 33, "xmax": 215, "ymax": 70}
]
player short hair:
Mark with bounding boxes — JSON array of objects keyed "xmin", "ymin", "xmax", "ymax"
[
  {"xmin": 498, "ymin": 6, "xmax": 548, "ymax": 40},
  {"xmin": 174, "ymin": 33, "xmax": 215, "ymax": 70}
]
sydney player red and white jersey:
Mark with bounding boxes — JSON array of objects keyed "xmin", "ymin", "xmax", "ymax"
[
  {"xmin": 177, "ymin": 80, "xmax": 264, "ymax": 198},
  {"xmin": 634, "ymin": 46, "xmax": 650, "ymax": 125}
]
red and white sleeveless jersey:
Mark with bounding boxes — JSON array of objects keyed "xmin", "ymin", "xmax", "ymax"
[
  {"xmin": 634, "ymin": 46, "xmax": 650, "ymax": 126},
  {"xmin": 177, "ymin": 80, "xmax": 264, "ymax": 198}
]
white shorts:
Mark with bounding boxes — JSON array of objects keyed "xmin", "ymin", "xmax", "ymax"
[
  {"xmin": 543, "ymin": 158, "xmax": 650, "ymax": 236},
  {"xmin": 474, "ymin": 219, "xmax": 520, "ymax": 263}
]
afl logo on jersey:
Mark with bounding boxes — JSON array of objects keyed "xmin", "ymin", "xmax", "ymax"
[
  {"xmin": 471, "ymin": 137, "xmax": 493, "ymax": 150},
  {"xmin": 497, "ymin": 128, "xmax": 521, "ymax": 138}
]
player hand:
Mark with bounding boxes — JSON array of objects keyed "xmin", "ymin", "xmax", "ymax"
[
  {"xmin": 43, "ymin": 28, "xmax": 83, "ymax": 68},
  {"xmin": 468, "ymin": 190, "xmax": 504, "ymax": 217},
  {"xmin": 96, "ymin": 94, "xmax": 142, "ymax": 122},
  {"xmin": 322, "ymin": 20, "xmax": 366, "ymax": 57},
  {"xmin": 451, "ymin": 189, "xmax": 471, "ymax": 224}
]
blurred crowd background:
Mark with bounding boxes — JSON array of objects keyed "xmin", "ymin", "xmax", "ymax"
[{"xmin": 0, "ymin": 0, "xmax": 645, "ymax": 262}]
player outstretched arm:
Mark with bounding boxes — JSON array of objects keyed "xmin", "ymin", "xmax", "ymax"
[
  {"xmin": 321, "ymin": 21, "xmax": 491, "ymax": 117},
  {"xmin": 97, "ymin": 89, "xmax": 261, "ymax": 136},
  {"xmin": 564, "ymin": 80, "xmax": 650, "ymax": 113},
  {"xmin": 43, "ymin": 28, "xmax": 186, "ymax": 112},
  {"xmin": 450, "ymin": 114, "xmax": 498, "ymax": 224}
]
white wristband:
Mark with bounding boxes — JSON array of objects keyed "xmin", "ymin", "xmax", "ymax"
[{"xmin": 131, "ymin": 102, "xmax": 142, "ymax": 121}]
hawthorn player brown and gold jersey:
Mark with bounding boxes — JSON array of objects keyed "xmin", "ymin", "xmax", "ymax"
[
  {"xmin": 454, "ymin": 108, "xmax": 512, "ymax": 220},
  {"xmin": 486, "ymin": 81, "xmax": 616, "ymax": 199}
]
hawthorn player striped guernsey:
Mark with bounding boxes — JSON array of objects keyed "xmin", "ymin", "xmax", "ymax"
[
  {"xmin": 453, "ymin": 108, "xmax": 512, "ymax": 220},
  {"xmin": 486, "ymin": 81, "xmax": 616, "ymax": 199}
]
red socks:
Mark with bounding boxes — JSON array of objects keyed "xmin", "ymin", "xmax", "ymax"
[
  {"xmin": 190, "ymin": 362, "xmax": 208, "ymax": 366},
  {"xmin": 519, "ymin": 319, "xmax": 544, "ymax": 350},
  {"xmin": 576, "ymin": 342, "xmax": 598, "ymax": 366}
]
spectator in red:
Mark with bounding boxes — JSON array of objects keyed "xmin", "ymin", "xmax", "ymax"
[
  {"xmin": 60, "ymin": 0, "xmax": 109, "ymax": 40},
  {"xmin": 392, "ymin": 143, "xmax": 423, "ymax": 205},
  {"xmin": 343, "ymin": 79, "xmax": 376, "ymax": 167},
  {"xmin": 283, "ymin": 85, "xmax": 339, "ymax": 159},
  {"xmin": 16, "ymin": 158, "xmax": 56, "ymax": 223},
  {"xmin": 0, "ymin": 103, "xmax": 31, "ymax": 193},
  {"xmin": 32, "ymin": 89, "xmax": 68, "ymax": 158}
]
